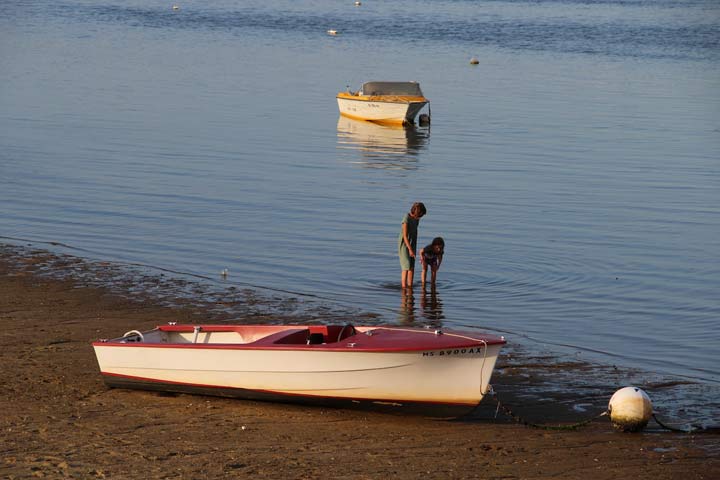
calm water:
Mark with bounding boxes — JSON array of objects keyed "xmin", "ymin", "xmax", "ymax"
[{"xmin": 1, "ymin": 0, "xmax": 719, "ymax": 389}]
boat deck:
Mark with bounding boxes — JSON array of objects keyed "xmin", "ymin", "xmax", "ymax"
[{"xmin": 101, "ymin": 324, "xmax": 505, "ymax": 353}]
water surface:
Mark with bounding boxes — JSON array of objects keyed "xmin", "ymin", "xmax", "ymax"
[{"xmin": 1, "ymin": 0, "xmax": 719, "ymax": 389}]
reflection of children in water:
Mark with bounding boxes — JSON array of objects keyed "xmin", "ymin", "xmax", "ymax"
[
  {"xmin": 420, "ymin": 286, "xmax": 444, "ymax": 326},
  {"xmin": 399, "ymin": 286, "xmax": 444, "ymax": 326},
  {"xmin": 398, "ymin": 288, "xmax": 416, "ymax": 324}
]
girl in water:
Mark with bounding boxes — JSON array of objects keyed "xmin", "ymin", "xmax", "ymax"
[
  {"xmin": 398, "ymin": 202, "xmax": 426, "ymax": 288},
  {"xmin": 420, "ymin": 237, "xmax": 445, "ymax": 287}
]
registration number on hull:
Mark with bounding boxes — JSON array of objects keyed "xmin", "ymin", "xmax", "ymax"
[
  {"xmin": 422, "ymin": 347, "xmax": 486, "ymax": 357},
  {"xmin": 345, "ymin": 102, "xmax": 382, "ymax": 112}
]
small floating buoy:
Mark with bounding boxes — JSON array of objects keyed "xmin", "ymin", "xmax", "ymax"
[
  {"xmin": 469, "ymin": 57, "xmax": 479, "ymax": 65},
  {"xmin": 172, "ymin": 5, "xmax": 180, "ymax": 10},
  {"xmin": 221, "ymin": 268, "xmax": 228, "ymax": 278},
  {"xmin": 355, "ymin": 1, "xmax": 362, "ymax": 5},
  {"xmin": 327, "ymin": 29, "xmax": 339, "ymax": 35},
  {"xmin": 608, "ymin": 386, "xmax": 653, "ymax": 432}
]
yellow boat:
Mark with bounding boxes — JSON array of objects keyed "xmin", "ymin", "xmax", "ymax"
[{"xmin": 337, "ymin": 81, "xmax": 430, "ymax": 126}]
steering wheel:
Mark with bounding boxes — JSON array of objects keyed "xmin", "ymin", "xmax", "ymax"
[
  {"xmin": 337, "ymin": 323, "xmax": 356, "ymax": 342},
  {"xmin": 122, "ymin": 330, "xmax": 144, "ymax": 342}
]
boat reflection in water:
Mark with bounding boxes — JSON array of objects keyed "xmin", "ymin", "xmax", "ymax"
[{"xmin": 336, "ymin": 116, "xmax": 430, "ymax": 171}]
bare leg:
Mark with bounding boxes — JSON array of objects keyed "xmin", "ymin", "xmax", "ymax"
[
  {"xmin": 421, "ymin": 264, "xmax": 428, "ymax": 286},
  {"xmin": 431, "ymin": 266, "xmax": 438, "ymax": 285},
  {"xmin": 402, "ymin": 270, "xmax": 415, "ymax": 288}
]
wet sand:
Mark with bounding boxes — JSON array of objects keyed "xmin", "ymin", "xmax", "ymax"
[{"xmin": 1, "ymin": 245, "xmax": 718, "ymax": 479}]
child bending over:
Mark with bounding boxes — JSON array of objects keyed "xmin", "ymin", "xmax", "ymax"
[{"xmin": 420, "ymin": 237, "xmax": 445, "ymax": 287}]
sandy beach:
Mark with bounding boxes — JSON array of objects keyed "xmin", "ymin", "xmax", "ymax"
[{"xmin": 1, "ymin": 245, "xmax": 718, "ymax": 479}]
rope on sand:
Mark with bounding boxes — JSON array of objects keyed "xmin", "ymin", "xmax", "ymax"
[
  {"xmin": 651, "ymin": 413, "xmax": 720, "ymax": 434},
  {"xmin": 487, "ymin": 387, "xmax": 720, "ymax": 434},
  {"xmin": 487, "ymin": 386, "xmax": 608, "ymax": 431}
]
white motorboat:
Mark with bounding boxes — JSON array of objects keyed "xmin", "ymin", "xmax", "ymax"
[{"xmin": 93, "ymin": 323, "xmax": 505, "ymax": 416}]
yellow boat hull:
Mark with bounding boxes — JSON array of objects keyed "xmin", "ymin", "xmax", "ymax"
[{"xmin": 337, "ymin": 93, "xmax": 429, "ymax": 126}]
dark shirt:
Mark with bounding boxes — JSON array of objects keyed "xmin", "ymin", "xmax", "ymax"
[{"xmin": 422, "ymin": 245, "xmax": 442, "ymax": 266}]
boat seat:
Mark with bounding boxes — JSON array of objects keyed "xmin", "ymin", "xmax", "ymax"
[
  {"xmin": 306, "ymin": 332, "xmax": 325, "ymax": 345},
  {"xmin": 251, "ymin": 329, "xmax": 309, "ymax": 346}
]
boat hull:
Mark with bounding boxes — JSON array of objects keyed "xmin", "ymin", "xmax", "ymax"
[
  {"xmin": 337, "ymin": 96, "xmax": 428, "ymax": 126},
  {"xmin": 101, "ymin": 375, "xmax": 484, "ymax": 417},
  {"xmin": 93, "ymin": 325, "xmax": 504, "ymax": 417}
]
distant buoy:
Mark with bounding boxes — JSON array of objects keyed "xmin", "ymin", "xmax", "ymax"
[
  {"xmin": 608, "ymin": 387, "xmax": 653, "ymax": 432},
  {"xmin": 469, "ymin": 57, "xmax": 479, "ymax": 65},
  {"xmin": 221, "ymin": 268, "xmax": 228, "ymax": 277},
  {"xmin": 327, "ymin": 29, "xmax": 338, "ymax": 35},
  {"xmin": 172, "ymin": 5, "xmax": 180, "ymax": 10},
  {"xmin": 355, "ymin": 1, "xmax": 362, "ymax": 5}
]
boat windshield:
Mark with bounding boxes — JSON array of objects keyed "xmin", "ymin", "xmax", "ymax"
[{"xmin": 360, "ymin": 82, "xmax": 423, "ymax": 96}]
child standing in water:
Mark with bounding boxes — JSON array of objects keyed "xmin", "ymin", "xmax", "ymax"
[
  {"xmin": 398, "ymin": 202, "xmax": 426, "ymax": 288},
  {"xmin": 420, "ymin": 237, "xmax": 445, "ymax": 287}
]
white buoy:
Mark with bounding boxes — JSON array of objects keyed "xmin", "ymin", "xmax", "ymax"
[
  {"xmin": 470, "ymin": 57, "xmax": 479, "ymax": 65},
  {"xmin": 327, "ymin": 29, "xmax": 339, "ymax": 35},
  {"xmin": 355, "ymin": 1, "xmax": 362, "ymax": 5},
  {"xmin": 172, "ymin": 5, "xmax": 180, "ymax": 10},
  {"xmin": 608, "ymin": 386, "xmax": 653, "ymax": 432}
]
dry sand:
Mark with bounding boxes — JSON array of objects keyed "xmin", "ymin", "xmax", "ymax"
[{"xmin": 1, "ymin": 245, "xmax": 718, "ymax": 479}]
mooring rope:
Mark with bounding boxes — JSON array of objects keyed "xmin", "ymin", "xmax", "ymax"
[
  {"xmin": 488, "ymin": 386, "xmax": 720, "ymax": 434},
  {"xmin": 652, "ymin": 413, "xmax": 690, "ymax": 433},
  {"xmin": 487, "ymin": 386, "xmax": 608, "ymax": 431},
  {"xmin": 651, "ymin": 413, "xmax": 720, "ymax": 434}
]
